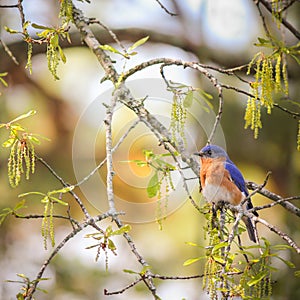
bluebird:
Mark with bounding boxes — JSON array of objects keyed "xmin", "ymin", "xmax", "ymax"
[{"xmin": 195, "ymin": 144, "xmax": 258, "ymax": 242}]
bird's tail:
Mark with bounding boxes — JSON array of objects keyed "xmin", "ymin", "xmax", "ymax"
[{"xmin": 242, "ymin": 216, "xmax": 257, "ymax": 243}]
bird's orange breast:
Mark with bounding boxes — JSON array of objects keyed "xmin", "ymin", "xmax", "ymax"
[{"xmin": 200, "ymin": 157, "xmax": 243, "ymax": 205}]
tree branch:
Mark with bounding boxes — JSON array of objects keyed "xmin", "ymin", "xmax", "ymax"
[
  {"xmin": 155, "ymin": 0, "xmax": 178, "ymax": 16},
  {"xmin": 35, "ymin": 155, "xmax": 91, "ymax": 219},
  {"xmin": 256, "ymin": 0, "xmax": 300, "ymax": 40},
  {"xmin": 247, "ymin": 181, "xmax": 300, "ymax": 217},
  {"xmin": 254, "ymin": 215, "xmax": 300, "ymax": 254},
  {"xmin": 26, "ymin": 211, "xmax": 117, "ymax": 299}
]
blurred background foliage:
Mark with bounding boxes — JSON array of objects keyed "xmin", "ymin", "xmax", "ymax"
[{"xmin": 0, "ymin": 0, "xmax": 299, "ymax": 299}]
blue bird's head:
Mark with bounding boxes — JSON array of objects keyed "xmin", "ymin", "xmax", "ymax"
[{"xmin": 195, "ymin": 144, "xmax": 229, "ymax": 159}]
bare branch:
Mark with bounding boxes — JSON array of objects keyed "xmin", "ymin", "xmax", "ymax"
[
  {"xmin": 15, "ymin": 213, "xmax": 81, "ymax": 227},
  {"xmin": 104, "ymin": 89, "xmax": 118, "ymax": 214},
  {"xmin": 273, "ymin": 103, "xmax": 300, "ymax": 118},
  {"xmin": 104, "ymin": 278, "xmax": 142, "ymax": 296},
  {"xmin": 256, "ymin": 0, "xmax": 300, "ymax": 40},
  {"xmin": 254, "ymin": 216, "xmax": 300, "ymax": 254},
  {"xmin": 88, "ymin": 18, "xmax": 128, "ymax": 54},
  {"xmin": 25, "ymin": 211, "xmax": 116, "ymax": 299},
  {"xmin": 0, "ymin": 39, "xmax": 19, "ymax": 65},
  {"xmin": 247, "ymin": 181, "xmax": 300, "ymax": 217},
  {"xmin": 225, "ymin": 203, "xmax": 300, "ymax": 253},
  {"xmin": 0, "ymin": 4, "xmax": 19, "ymax": 8},
  {"xmin": 155, "ymin": 0, "xmax": 178, "ymax": 16},
  {"xmin": 35, "ymin": 155, "xmax": 91, "ymax": 219},
  {"xmin": 75, "ymin": 119, "xmax": 140, "ymax": 187},
  {"xmin": 251, "ymin": 195, "xmax": 300, "ymax": 212}
]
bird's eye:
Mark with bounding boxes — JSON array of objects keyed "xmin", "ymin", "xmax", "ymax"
[{"xmin": 207, "ymin": 150, "xmax": 212, "ymax": 156}]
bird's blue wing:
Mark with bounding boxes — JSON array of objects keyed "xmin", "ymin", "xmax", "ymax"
[
  {"xmin": 225, "ymin": 161, "xmax": 258, "ymax": 216},
  {"xmin": 224, "ymin": 161, "xmax": 248, "ymax": 196}
]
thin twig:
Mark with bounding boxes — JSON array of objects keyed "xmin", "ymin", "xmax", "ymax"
[
  {"xmin": 241, "ymin": 171, "xmax": 271, "ymax": 206},
  {"xmin": 0, "ymin": 39, "xmax": 19, "ymax": 65},
  {"xmin": 279, "ymin": 0, "xmax": 297, "ymax": 13},
  {"xmin": 35, "ymin": 155, "xmax": 90, "ymax": 219},
  {"xmin": 247, "ymin": 181, "xmax": 300, "ymax": 217},
  {"xmin": 104, "ymin": 271, "xmax": 243, "ymax": 296},
  {"xmin": 14, "ymin": 213, "xmax": 80, "ymax": 227},
  {"xmin": 113, "ymin": 217, "xmax": 158, "ymax": 297},
  {"xmin": 25, "ymin": 211, "xmax": 116, "ymax": 299},
  {"xmin": 75, "ymin": 119, "xmax": 140, "ymax": 187},
  {"xmin": 254, "ymin": 215, "xmax": 300, "ymax": 254},
  {"xmin": 256, "ymin": 0, "xmax": 300, "ymax": 40},
  {"xmin": 226, "ymin": 203, "xmax": 300, "ymax": 254},
  {"xmin": 256, "ymin": 0, "xmax": 273, "ymax": 40},
  {"xmin": 155, "ymin": 0, "xmax": 178, "ymax": 16},
  {"xmin": 251, "ymin": 195, "xmax": 300, "ymax": 212},
  {"xmin": 88, "ymin": 18, "xmax": 127, "ymax": 54},
  {"xmin": 273, "ymin": 103, "xmax": 300, "ymax": 118},
  {"xmin": 17, "ymin": 0, "xmax": 25, "ymax": 26},
  {"xmin": 104, "ymin": 278, "xmax": 142, "ymax": 296},
  {"xmin": 0, "ymin": 4, "xmax": 19, "ymax": 8}
]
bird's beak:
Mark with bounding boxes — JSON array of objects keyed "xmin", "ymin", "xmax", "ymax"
[{"xmin": 193, "ymin": 152, "xmax": 203, "ymax": 157}]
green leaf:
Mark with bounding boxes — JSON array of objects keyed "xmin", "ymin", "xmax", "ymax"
[
  {"xmin": 247, "ymin": 271, "xmax": 267, "ymax": 286},
  {"xmin": 10, "ymin": 124, "xmax": 25, "ymax": 131},
  {"xmin": 49, "ymin": 196, "xmax": 68, "ymax": 206},
  {"xmin": 17, "ymin": 293, "xmax": 25, "ymax": 300},
  {"xmin": 213, "ymin": 255, "xmax": 226, "ymax": 265},
  {"xmin": 27, "ymin": 136, "xmax": 41, "ymax": 145},
  {"xmin": 160, "ymin": 152, "xmax": 179, "ymax": 157},
  {"xmin": 36, "ymin": 287, "xmax": 48, "ymax": 294},
  {"xmin": 108, "ymin": 239, "xmax": 116, "ymax": 251},
  {"xmin": 14, "ymin": 199, "xmax": 27, "ymax": 211},
  {"xmin": 9, "ymin": 110, "xmax": 36, "ymax": 124},
  {"xmin": 2, "ymin": 138, "xmax": 16, "ymax": 148},
  {"xmin": 0, "ymin": 74, "xmax": 8, "ymax": 87},
  {"xmin": 272, "ymin": 244, "xmax": 293, "ymax": 251},
  {"xmin": 50, "ymin": 35, "xmax": 59, "ymax": 48},
  {"xmin": 120, "ymin": 159, "xmax": 148, "ymax": 167},
  {"xmin": 290, "ymin": 54, "xmax": 300, "ymax": 65},
  {"xmin": 294, "ymin": 270, "xmax": 300, "ymax": 277},
  {"xmin": 257, "ymin": 37, "xmax": 270, "ymax": 44},
  {"xmin": 123, "ymin": 269, "xmax": 138, "ymax": 275},
  {"xmin": 17, "ymin": 273, "xmax": 27, "ymax": 279},
  {"xmin": 276, "ymin": 256, "xmax": 295, "ymax": 268},
  {"xmin": 0, "ymin": 207, "xmax": 13, "ymax": 225},
  {"xmin": 4, "ymin": 26, "xmax": 19, "ymax": 34},
  {"xmin": 147, "ymin": 172, "xmax": 159, "ymax": 198},
  {"xmin": 185, "ymin": 241, "xmax": 202, "ymax": 247},
  {"xmin": 183, "ymin": 90, "xmax": 194, "ymax": 108},
  {"xmin": 22, "ymin": 21, "xmax": 31, "ymax": 30},
  {"xmin": 143, "ymin": 149, "xmax": 154, "ymax": 160},
  {"xmin": 155, "ymin": 159, "xmax": 176, "ymax": 170},
  {"xmin": 183, "ymin": 257, "xmax": 201, "ymax": 266},
  {"xmin": 99, "ymin": 44, "xmax": 123, "ymax": 56},
  {"xmin": 111, "ymin": 224, "xmax": 131, "ymax": 236},
  {"xmin": 58, "ymin": 46, "xmax": 67, "ymax": 63},
  {"xmin": 31, "ymin": 23, "xmax": 53, "ymax": 30},
  {"xmin": 105, "ymin": 225, "xmax": 113, "ymax": 236},
  {"xmin": 212, "ymin": 241, "xmax": 229, "ymax": 253},
  {"xmin": 199, "ymin": 89, "xmax": 213, "ymax": 100},
  {"xmin": 18, "ymin": 191, "xmax": 45, "ymax": 198},
  {"xmin": 48, "ymin": 186, "xmax": 74, "ymax": 195},
  {"xmin": 128, "ymin": 36, "xmax": 149, "ymax": 52}
]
